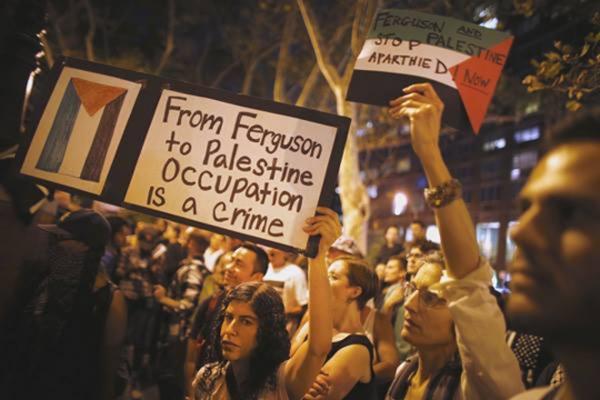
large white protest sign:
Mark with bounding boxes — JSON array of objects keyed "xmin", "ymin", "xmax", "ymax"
[
  {"xmin": 124, "ymin": 90, "xmax": 338, "ymax": 250},
  {"xmin": 18, "ymin": 58, "xmax": 349, "ymax": 256}
]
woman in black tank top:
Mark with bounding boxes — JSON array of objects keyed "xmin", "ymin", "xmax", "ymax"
[{"xmin": 305, "ymin": 257, "xmax": 378, "ymax": 400}]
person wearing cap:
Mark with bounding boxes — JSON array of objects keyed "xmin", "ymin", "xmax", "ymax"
[{"xmin": 5, "ymin": 208, "xmax": 127, "ymax": 400}]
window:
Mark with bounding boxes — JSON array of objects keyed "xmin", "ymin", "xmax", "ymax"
[
  {"xmin": 426, "ymin": 225, "xmax": 440, "ymax": 243},
  {"xmin": 367, "ymin": 185, "xmax": 378, "ymax": 199},
  {"xmin": 481, "ymin": 158, "xmax": 503, "ymax": 178},
  {"xmin": 514, "ymin": 126, "xmax": 541, "ymax": 143},
  {"xmin": 510, "ymin": 168, "xmax": 521, "ymax": 181},
  {"xmin": 483, "ymin": 138, "xmax": 506, "ymax": 151},
  {"xmin": 416, "ymin": 175, "xmax": 428, "ymax": 189},
  {"xmin": 506, "ymin": 221, "xmax": 518, "ymax": 263},
  {"xmin": 476, "ymin": 222, "xmax": 500, "ymax": 264},
  {"xmin": 393, "ymin": 192, "xmax": 408, "ymax": 215},
  {"xmin": 395, "ymin": 157, "xmax": 411, "ymax": 173},
  {"xmin": 512, "ymin": 150, "xmax": 538, "ymax": 169},
  {"xmin": 480, "ymin": 185, "xmax": 502, "ymax": 202}
]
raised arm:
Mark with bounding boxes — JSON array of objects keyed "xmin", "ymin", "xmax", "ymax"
[
  {"xmin": 389, "ymin": 83, "xmax": 479, "ymax": 278},
  {"xmin": 284, "ymin": 207, "xmax": 338, "ymax": 399}
]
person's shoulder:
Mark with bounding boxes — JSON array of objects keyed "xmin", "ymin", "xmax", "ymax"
[
  {"xmin": 510, "ymin": 386, "xmax": 555, "ymax": 400},
  {"xmin": 284, "ymin": 263, "xmax": 306, "ymax": 278}
]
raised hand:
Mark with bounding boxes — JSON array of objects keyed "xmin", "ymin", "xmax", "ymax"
[
  {"xmin": 388, "ymin": 82, "xmax": 444, "ymax": 159},
  {"xmin": 303, "ymin": 206, "xmax": 342, "ymax": 259}
]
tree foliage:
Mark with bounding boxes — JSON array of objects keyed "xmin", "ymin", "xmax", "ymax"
[{"xmin": 522, "ymin": 12, "xmax": 600, "ymax": 111}]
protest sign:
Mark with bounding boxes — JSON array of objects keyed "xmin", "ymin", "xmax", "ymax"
[
  {"xmin": 17, "ymin": 58, "xmax": 349, "ymax": 256},
  {"xmin": 346, "ymin": 9, "xmax": 514, "ymax": 133}
]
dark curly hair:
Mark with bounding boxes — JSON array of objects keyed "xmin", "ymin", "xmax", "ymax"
[{"xmin": 207, "ymin": 282, "xmax": 290, "ymax": 399}]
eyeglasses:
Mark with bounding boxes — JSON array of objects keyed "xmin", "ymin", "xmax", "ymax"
[{"xmin": 404, "ymin": 282, "xmax": 447, "ymax": 308}]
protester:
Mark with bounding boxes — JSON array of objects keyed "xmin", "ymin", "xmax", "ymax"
[
  {"xmin": 384, "ymin": 83, "xmax": 523, "ymax": 399},
  {"xmin": 184, "ymin": 243, "xmax": 269, "ymax": 397},
  {"xmin": 405, "ymin": 220, "xmax": 439, "ymax": 253},
  {"xmin": 405, "ymin": 246, "xmax": 424, "ymax": 279},
  {"xmin": 506, "ymin": 106, "xmax": 600, "ymax": 399},
  {"xmin": 101, "ymin": 215, "xmax": 131, "ymax": 282},
  {"xmin": 264, "ymin": 247, "xmax": 309, "ymax": 335},
  {"xmin": 191, "ymin": 206, "xmax": 339, "ymax": 399},
  {"xmin": 380, "ymin": 256, "xmax": 412, "ymax": 360},
  {"xmin": 5, "ymin": 209, "xmax": 127, "ymax": 400},
  {"xmin": 375, "ymin": 225, "xmax": 405, "ymax": 265},
  {"xmin": 302, "ymin": 256, "xmax": 378, "ymax": 399},
  {"xmin": 116, "ymin": 225, "xmax": 164, "ymax": 396},
  {"xmin": 153, "ymin": 230, "xmax": 210, "ymax": 399},
  {"xmin": 204, "ymin": 233, "xmax": 226, "ymax": 273}
]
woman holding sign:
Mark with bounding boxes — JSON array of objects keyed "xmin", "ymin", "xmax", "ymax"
[
  {"xmin": 191, "ymin": 207, "xmax": 338, "ymax": 399},
  {"xmin": 384, "ymin": 83, "xmax": 523, "ymax": 399}
]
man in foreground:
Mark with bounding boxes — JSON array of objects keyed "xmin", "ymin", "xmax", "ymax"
[{"xmin": 508, "ymin": 107, "xmax": 600, "ymax": 399}]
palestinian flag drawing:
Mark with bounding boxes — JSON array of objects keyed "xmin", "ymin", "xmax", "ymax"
[
  {"xmin": 346, "ymin": 9, "xmax": 514, "ymax": 134},
  {"xmin": 36, "ymin": 77, "xmax": 128, "ymax": 181}
]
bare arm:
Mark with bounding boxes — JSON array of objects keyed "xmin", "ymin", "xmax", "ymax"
[
  {"xmin": 317, "ymin": 343, "xmax": 371, "ymax": 399},
  {"xmin": 389, "ymin": 83, "xmax": 480, "ymax": 278},
  {"xmin": 285, "ymin": 206, "xmax": 338, "ymax": 399},
  {"xmin": 372, "ymin": 310, "xmax": 400, "ymax": 383},
  {"xmin": 99, "ymin": 289, "xmax": 127, "ymax": 400}
]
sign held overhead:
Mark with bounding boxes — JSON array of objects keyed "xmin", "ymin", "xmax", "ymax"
[{"xmin": 18, "ymin": 58, "xmax": 350, "ymax": 257}]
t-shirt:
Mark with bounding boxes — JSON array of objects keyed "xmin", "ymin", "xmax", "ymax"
[
  {"xmin": 263, "ymin": 263, "xmax": 308, "ymax": 311},
  {"xmin": 192, "ymin": 361, "xmax": 289, "ymax": 399}
]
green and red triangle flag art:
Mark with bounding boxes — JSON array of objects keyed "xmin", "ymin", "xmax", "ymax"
[{"xmin": 346, "ymin": 9, "xmax": 514, "ymax": 134}]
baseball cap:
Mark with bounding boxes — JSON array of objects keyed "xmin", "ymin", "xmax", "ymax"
[
  {"xmin": 330, "ymin": 235, "xmax": 363, "ymax": 257},
  {"xmin": 38, "ymin": 209, "xmax": 111, "ymax": 250}
]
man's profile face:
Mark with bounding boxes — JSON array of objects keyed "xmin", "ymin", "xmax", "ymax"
[
  {"xmin": 224, "ymin": 247, "xmax": 260, "ymax": 288},
  {"xmin": 507, "ymin": 141, "xmax": 600, "ymax": 342}
]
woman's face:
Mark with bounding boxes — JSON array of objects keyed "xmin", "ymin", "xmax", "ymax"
[
  {"xmin": 220, "ymin": 300, "xmax": 259, "ymax": 362},
  {"xmin": 401, "ymin": 263, "xmax": 454, "ymax": 348},
  {"xmin": 328, "ymin": 260, "xmax": 360, "ymax": 310}
]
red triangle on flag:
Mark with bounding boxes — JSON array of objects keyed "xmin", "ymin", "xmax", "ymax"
[
  {"xmin": 449, "ymin": 36, "xmax": 513, "ymax": 134},
  {"xmin": 72, "ymin": 78, "xmax": 128, "ymax": 116}
]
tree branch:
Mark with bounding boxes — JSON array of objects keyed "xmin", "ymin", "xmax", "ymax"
[
  {"xmin": 210, "ymin": 61, "xmax": 240, "ymax": 88},
  {"xmin": 82, "ymin": 0, "xmax": 96, "ymax": 61},
  {"xmin": 297, "ymin": 0, "xmax": 342, "ymax": 93},
  {"xmin": 155, "ymin": 0, "xmax": 175, "ymax": 75},
  {"xmin": 194, "ymin": 34, "xmax": 212, "ymax": 85},
  {"xmin": 47, "ymin": 2, "xmax": 70, "ymax": 56},
  {"xmin": 241, "ymin": 42, "xmax": 279, "ymax": 95},
  {"xmin": 274, "ymin": 3, "xmax": 298, "ymax": 102},
  {"xmin": 344, "ymin": 0, "xmax": 378, "ymax": 85},
  {"xmin": 295, "ymin": 18, "xmax": 352, "ymax": 106}
]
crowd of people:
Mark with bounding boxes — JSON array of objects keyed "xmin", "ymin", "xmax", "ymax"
[{"xmin": 1, "ymin": 83, "xmax": 599, "ymax": 400}]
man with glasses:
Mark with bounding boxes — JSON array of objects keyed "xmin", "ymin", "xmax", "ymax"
[{"xmin": 385, "ymin": 83, "xmax": 523, "ymax": 399}]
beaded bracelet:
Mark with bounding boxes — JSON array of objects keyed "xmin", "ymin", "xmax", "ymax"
[{"xmin": 424, "ymin": 178, "xmax": 462, "ymax": 208}]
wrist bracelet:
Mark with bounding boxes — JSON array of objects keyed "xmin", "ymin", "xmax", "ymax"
[{"xmin": 424, "ymin": 178, "xmax": 462, "ymax": 208}]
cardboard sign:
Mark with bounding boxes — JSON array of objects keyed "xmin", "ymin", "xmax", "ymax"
[
  {"xmin": 346, "ymin": 9, "xmax": 513, "ymax": 133},
  {"xmin": 17, "ymin": 58, "xmax": 350, "ymax": 257}
]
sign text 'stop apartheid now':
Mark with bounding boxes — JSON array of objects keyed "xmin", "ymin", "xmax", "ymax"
[{"xmin": 347, "ymin": 9, "xmax": 513, "ymax": 133}]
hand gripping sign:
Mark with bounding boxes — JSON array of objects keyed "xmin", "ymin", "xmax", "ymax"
[
  {"xmin": 18, "ymin": 58, "xmax": 349, "ymax": 257},
  {"xmin": 346, "ymin": 9, "xmax": 514, "ymax": 134}
]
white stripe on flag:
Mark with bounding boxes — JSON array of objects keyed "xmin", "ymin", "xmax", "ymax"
[
  {"xmin": 354, "ymin": 39, "xmax": 470, "ymax": 88},
  {"xmin": 59, "ymin": 103, "xmax": 104, "ymax": 178}
]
